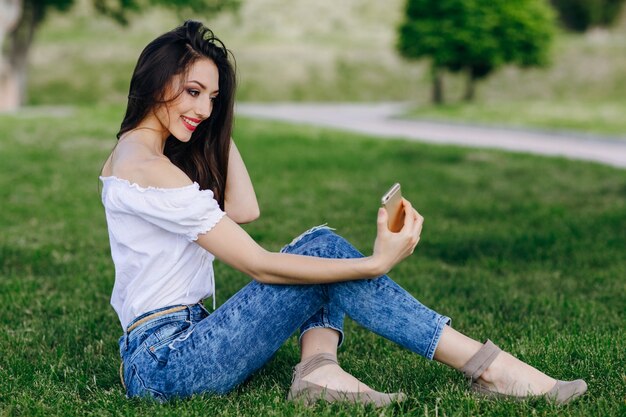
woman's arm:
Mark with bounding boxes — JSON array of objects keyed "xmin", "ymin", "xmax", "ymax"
[
  {"xmin": 224, "ymin": 139, "xmax": 260, "ymax": 224},
  {"xmin": 196, "ymin": 199, "xmax": 423, "ymax": 285}
]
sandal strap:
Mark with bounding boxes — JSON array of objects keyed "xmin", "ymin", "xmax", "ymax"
[
  {"xmin": 296, "ymin": 353, "xmax": 338, "ymax": 378},
  {"xmin": 460, "ymin": 339, "xmax": 502, "ymax": 382}
]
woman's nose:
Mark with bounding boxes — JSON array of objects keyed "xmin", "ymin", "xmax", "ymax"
[{"xmin": 196, "ymin": 98, "xmax": 213, "ymax": 119}]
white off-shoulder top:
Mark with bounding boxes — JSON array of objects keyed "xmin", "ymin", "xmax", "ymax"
[{"xmin": 99, "ymin": 176, "xmax": 225, "ymax": 329}]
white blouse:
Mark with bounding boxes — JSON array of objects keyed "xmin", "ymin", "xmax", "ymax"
[{"xmin": 99, "ymin": 176, "xmax": 225, "ymax": 329}]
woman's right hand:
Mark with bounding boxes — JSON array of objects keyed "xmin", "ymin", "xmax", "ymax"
[{"xmin": 372, "ymin": 198, "xmax": 424, "ymax": 276}]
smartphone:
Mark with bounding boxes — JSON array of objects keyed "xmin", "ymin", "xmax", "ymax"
[{"xmin": 381, "ymin": 183, "xmax": 405, "ymax": 232}]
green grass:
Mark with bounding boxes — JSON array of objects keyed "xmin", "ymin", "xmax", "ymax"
[{"xmin": 1, "ymin": 104, "xmax": 625, "ymax": 416}]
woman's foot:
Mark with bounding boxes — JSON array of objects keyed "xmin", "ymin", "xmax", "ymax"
[
  {"xmin": 301, "ymin": 359, "xmax": 373, "ymax": 393},
  {"xmin": 434, "ymin": 326, "xmax": 586, "ymax": 402},
  {"xmin": 461, "ymin": 340, "xmax": 587, "ymax": 403},
  {"xmin": 288, "ymin": 353, "xmax": 405, "ymax": 407},
  {"xmin": 476, "ymin": 349, "xmax": 557, "ymax": 396}
]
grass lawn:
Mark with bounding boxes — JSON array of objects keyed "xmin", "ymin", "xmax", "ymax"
[{"xmin": 0, "ymin": 105, "xmax": 625, "ymax": 416}]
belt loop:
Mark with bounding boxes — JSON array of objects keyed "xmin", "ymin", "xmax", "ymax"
[
  {"xmin": 186, "ymin": 304, "xmax": 193, "ymax": 322},
  {"xmin": 198, "ymin": 301, "xmax": 210, "ymax": 316}
]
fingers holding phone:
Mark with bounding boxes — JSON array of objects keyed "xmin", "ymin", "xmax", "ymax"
[
  {"xmin": 374, "ymin": 184, "xmax": 424, "ymax": 273},
  {"xmin": 398, "ymin": 199, "xmax": 423, "ymax": 252},
  {"xmin": 381, "ymin": 183, "xmax": 423, "ymax": 234},
  {"xmin": 409, "ymin": 205, "xmax": 424, "ymax": 253}
]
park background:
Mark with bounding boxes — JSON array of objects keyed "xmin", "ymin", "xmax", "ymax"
[{"xmin": 1, "ymin": 0, "xmax": 625, "ymax": 416}]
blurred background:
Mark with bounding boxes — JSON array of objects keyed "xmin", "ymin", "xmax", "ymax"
[{"xmin": 1, "ymin": 0, "xmax": 626, "ymax": 135}]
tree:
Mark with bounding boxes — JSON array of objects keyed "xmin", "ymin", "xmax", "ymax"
[
  {"xmin": 397, "ymin": 0, "xmax": 555, "ymax": 104},
  {"xmin": 0, "ymin": 0, "xmax": 239, "ymax": 111},
  {"xmin": 550, "ymin": 0, "xmax": 626, "ymax": 32}
]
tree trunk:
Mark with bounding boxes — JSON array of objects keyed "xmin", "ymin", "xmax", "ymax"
[
  {"xmin": 431, "ymin": 65, "xmax": 444, "ymax": 105},
  {"xmin": 0, "ymin": 0, "xmax": 22, "ymax": 111},
  {"xmin": 464, "ymin": 69, "xmax": 477, "ymax": 102},
  {"xmin": 1, "ymin": 0, "xmax": 40, "ymax": 111}
]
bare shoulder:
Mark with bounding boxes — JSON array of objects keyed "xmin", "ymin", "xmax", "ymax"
[
  {"xmin": 102, "ymin": 137, "xmax": 193, "ymax": 189},
  {"xmin": 135, "ymin": 158, "xmax": 193, "ymax": 189}
]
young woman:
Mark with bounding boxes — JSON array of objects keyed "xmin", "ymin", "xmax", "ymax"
[{"xmin": 99, "ymin": 21, "xmax": 587, "ymax": 406}]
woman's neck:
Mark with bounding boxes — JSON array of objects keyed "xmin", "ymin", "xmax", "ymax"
[{"xmin": 125, "ymin": 113, "xmax": 169, "ymax": 154}]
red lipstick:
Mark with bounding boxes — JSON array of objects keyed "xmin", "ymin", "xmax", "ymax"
[{"xmin": 181, "ymin": 116, "xmax": 201, "ymax": 132}]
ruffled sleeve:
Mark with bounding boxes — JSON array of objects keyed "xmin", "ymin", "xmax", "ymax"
[{"xmin": 102, "ymin": 177, "xmax": 225, "ymax": 242}]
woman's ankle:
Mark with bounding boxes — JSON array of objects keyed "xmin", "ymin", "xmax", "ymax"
[{"xmin": 300, "ymin": 328, "xmax": 340, "ymax": 360}]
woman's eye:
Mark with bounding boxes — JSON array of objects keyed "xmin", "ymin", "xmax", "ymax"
[
  {"xmin": 210, "ymin": 96, "xmax": 217, "ymax": 102},
  {"xmin": 187, "ymin": 89, "xmax": 200, "ymax": 97}
]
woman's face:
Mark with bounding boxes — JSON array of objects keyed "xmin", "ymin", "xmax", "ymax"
[{"xmin": 155, "ymin": 58, "xmax": 220, "ymax": 141}]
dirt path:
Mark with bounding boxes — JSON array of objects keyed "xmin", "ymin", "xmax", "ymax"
[{"xmin": 236, "ymin": 102, "xmax": 626, "ymax": 169}]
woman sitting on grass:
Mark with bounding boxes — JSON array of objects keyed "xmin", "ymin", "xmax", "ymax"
[{"xmin": 99, "ymin": 20, "xmax": 587, "ymax": 406}]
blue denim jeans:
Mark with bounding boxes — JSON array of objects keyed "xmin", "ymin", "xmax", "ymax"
[{"xmin": 119, "ymin": 226, "xmax": 451, "ymax": 401}]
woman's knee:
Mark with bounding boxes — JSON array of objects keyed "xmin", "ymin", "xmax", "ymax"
[
  {"xmin": 281, "ymin": 225, "xmax": 336, "ymax": 255},
  {"xmin": 293, "ymin": 230, "xmax": 363, "ymax": 259}
]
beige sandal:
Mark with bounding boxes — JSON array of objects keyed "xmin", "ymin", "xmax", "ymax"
[
  {"xmin": 460, "ymin": 339, "xmax": 587, "ymax": 404},
  {"xmin": 287, "ymin": 353, "xmax": 406, "ymax": 407}
]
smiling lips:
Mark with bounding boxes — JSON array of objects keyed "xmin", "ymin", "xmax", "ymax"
[{"xmin": 181, "ymin": 116, "xmax": 201, "ymax": 132}]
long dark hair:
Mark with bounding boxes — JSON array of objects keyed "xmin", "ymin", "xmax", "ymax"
[{"xmin": 117, "ymin": 20, "xmax": 235, "ymax": 208}]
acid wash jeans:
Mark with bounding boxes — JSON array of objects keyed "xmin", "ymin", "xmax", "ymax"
[{"xmin": 119, "ymin": 226, "xmax": 451, "ymax": 401}]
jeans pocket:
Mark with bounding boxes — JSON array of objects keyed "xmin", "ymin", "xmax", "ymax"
[
  {"xmin": 126, "ymin": 363, "xmax": 167, "ymax": 402},
  {"xmin": 146, "ymin": 320, "xmax": 192, "ymax": 365}
]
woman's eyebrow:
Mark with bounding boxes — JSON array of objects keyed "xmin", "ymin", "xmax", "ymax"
[{"xmin": 189, "ymin": 80, "xmax": 206, "ymax": 89}]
